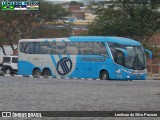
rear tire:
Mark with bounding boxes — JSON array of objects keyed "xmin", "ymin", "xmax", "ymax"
[
  {"xmin": 33, "ymin": 69, "xmax": 41, "ymax": 77},
  {"xmin": 5, "ymin": 67, "xmax": 11, "ymax": 74},
  {"xmin": 100, "ymin": 71, "xmax": 109, "ymax": 80},
  {"xmin": 42, "ymin": 69, "xmax": 51, "ymax": 78}
]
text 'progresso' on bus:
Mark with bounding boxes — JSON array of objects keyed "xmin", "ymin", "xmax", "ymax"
[{"xmin": 18, "ymin": 36, "xmax": 152, "ymax": 80}]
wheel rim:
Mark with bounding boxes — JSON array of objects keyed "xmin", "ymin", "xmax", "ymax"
[
  {"xmin": 44, "ymin": 73, "xmax": 48, "ymax": 77},
  {"xmin": 5, "ymin": 69, "xmax": 11, "ymax": 74},
  {"xmin": 44, "ymin": 70, "xmax": 51, "ymax": 77},
  {"xmin": 35, "ymin": 72, "xmax": 40, "ymax": 76},
  {"xmin": 102, "ymin": 73, "xmax": 107, "ymax": 80},
  {"xmin": 33, "ymin": 70, "xmax": 41, "ymax": 77}
]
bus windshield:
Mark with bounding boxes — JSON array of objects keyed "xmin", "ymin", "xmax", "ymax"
[
  {"xmin": 125, "ymin": 46, "xmax": 146, "ymax": 70},
  {"xmin": 108, "ymin": 42, "xmax": 146, "ymax": 70}
]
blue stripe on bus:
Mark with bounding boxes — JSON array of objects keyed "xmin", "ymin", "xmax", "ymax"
[
  {"xmin": 67, "ymin": 54, "xmax": 70, "ymax": 59},
  {"xmin": 58, "ymin": 54, "xmax": 63, "ymax": 59},
  {"xmin": 50, "ymin": 55, "xmax": 57, "ymax": 68}
]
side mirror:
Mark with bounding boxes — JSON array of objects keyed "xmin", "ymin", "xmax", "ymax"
[
  {"xmin": 144, "ymin": 49, "xmax": 152, "ymax": 59},
  {"xmin": 115, "ymin": 48, "xmax": 128, "ymax": 58}
]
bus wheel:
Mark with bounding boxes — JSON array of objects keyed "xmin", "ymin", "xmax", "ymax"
[
  {"xmin": 33, "ymin": 69, "xmax": 41, "ymax": 77},
  {"xmin": 42, "ymin": 69, "xmax": 51, "ymax": 78},
  {"xmin": 100, "ymin": 71, "xmax": 109, "ymax": 80}
]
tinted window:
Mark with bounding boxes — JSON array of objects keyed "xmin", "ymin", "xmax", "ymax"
[
  {"xmin": 79, "ymin": 42, "xmax": 93, "ymax": 55},
  {"xmin": 66, "ymin": 42, "xmax": 79, "ymax": 55},
  {"xmin": 12, "ymin": 57, "xmax": 18, "ymax": 63},
  {"xmin": 20, "ymin": 42, "xmax": 35, "ymax": 54},
  {"xmin": 115, "ymin": 51, "xmax": 124, "ymax": 66},
  {"xmin": 35, "ymin": 42, "xmax": 56, "ymax": 54},
  {"xmin": 20, "ymin": 42, "xmax": 28, "ymax": 53},
  {"xmin": 93, "ymin": 42, "xmax": 107, "ymax": 55},
  {"xmin": 19, "ymin": 41, "xmax": 107, "ymax": 55},
  {"xmin": 108, "ymin": 42, "xmax": 124, "ymax": 60},
  {"xmin": 27, "ymin": 42, "xmax": 35, "ymax": 54},
  {"xmin": 3, "ymin": 57, "xmax": 10, "ymax": 63},
  {"xmin": 56, "ymin": 42, "xmax": 66, "ymax": 54}
]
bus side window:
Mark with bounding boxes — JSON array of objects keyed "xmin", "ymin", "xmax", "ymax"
[
  {"xmin": 35, "ymin": 42, "xmax": 45, "ymax": 54},
  {"xmin": 44, "ymin": 42, "xmax": 52, "ymax": 54},
  {"xmin": 50, "ymin": 42, "xmax": 57, "ymax": 54},
  {"xmin": 40, "ymin": 43, "xmax": 47, "ymax": 54},
  {"xmin": 93, "ymin": 42, "xmax": 108, "ymax": 56},
  {"xmin": 100, "ymin": 42, "xmax": 107, "ymax": 54},
  {"xmin": 21, "ymin": 42, "xmax": 34, "ymax": 54},
  {"xmin": 35, "ymin": 43, "xmax": 40, "ymax": 54},
  {"xmin": 46, "ymin": 43, "xmax": 54, "ymax": 54},
  {"xmin": 115, "ymin": 50, "xmax": 125, "ymax": 66},
  {"xmin": 20, "ymin": 42, "xmax": 28, "ymax": 53},
  {"xmin": 79, "ymin": 42, "xmax": 93, "ymax": 55},
  {"xmin": 27, "ymin": 42, "xmax": 35, "ymax": 54},
  {"xmin": 65, "ymin": 42, "xmax": 79, "ymax": 55},
  {"xmin": 35, "ymin": 42, "xmax": 52, "ymax": 54},
  {"xmin": 56, "ymin": 42, "xmax": 66, "ymax": 54}
]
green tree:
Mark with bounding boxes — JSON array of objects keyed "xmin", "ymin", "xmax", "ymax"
[
  {"xmin": 88, "ymin": 0, "xmax": 160, "ymax": 42},
  {"xmin": 0, "ymin": 0, "xmax": 70, "ymax": 55},
  {"xmin": 70, "ymin": 1, "xmax": 84, "ymax": 7}
]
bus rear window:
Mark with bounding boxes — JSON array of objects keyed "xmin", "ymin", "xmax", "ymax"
[{"xmin": 20, "ymin": 42, "xmax": 35, "ymax": 54}]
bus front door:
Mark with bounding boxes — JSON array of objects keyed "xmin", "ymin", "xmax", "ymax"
[{"xmin": 115, "ymin": 50, "xmax": 125, "ymax": 79}]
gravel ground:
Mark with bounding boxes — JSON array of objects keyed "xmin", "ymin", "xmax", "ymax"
[{"xmin": 0, "ymin": 76, "xmax": 159, "ymax": 120}]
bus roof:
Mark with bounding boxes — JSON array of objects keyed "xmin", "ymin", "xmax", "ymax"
[
  {"xmin": 70, "ymin": 36, "xmax": 141, "ymax": 46},
  {"xmin": 19, "ymin": 36, "xmax": 142, "ymax": 46}
]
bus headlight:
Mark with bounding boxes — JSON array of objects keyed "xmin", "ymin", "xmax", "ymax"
[{"xmin": 127, "ymin": 76, "xmax": 130, "ymax": 78}]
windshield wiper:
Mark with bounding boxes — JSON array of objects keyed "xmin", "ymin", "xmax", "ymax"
[{"xmin": 133, "ymin": 54, "xmax": 144, "ymax": 70}]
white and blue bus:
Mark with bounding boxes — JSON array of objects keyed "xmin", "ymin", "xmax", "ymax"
[{"xmin": 18, "ymin": 36, "xmax": 151, "ymax": 80}]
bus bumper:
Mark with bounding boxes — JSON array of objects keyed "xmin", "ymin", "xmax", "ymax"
[
  {"xmin": 123, "ymin": 69, "xmax": 147, "ymax": 80},
  {"xmin": 127, "ymin": 75, "xmax": 147, "ymax": 80}
]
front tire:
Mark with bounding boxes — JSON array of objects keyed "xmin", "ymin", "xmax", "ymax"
[
  {"xmin": 5, "ymin": 67, "xmax": 11, "ymax": 74},
  {"xmin": 33, "ymin": 69, "xmax": 41, "ymax": 77},
  {"xmin": 100, "ymin": 71, "xmax": 109, "ymax": 80}
]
